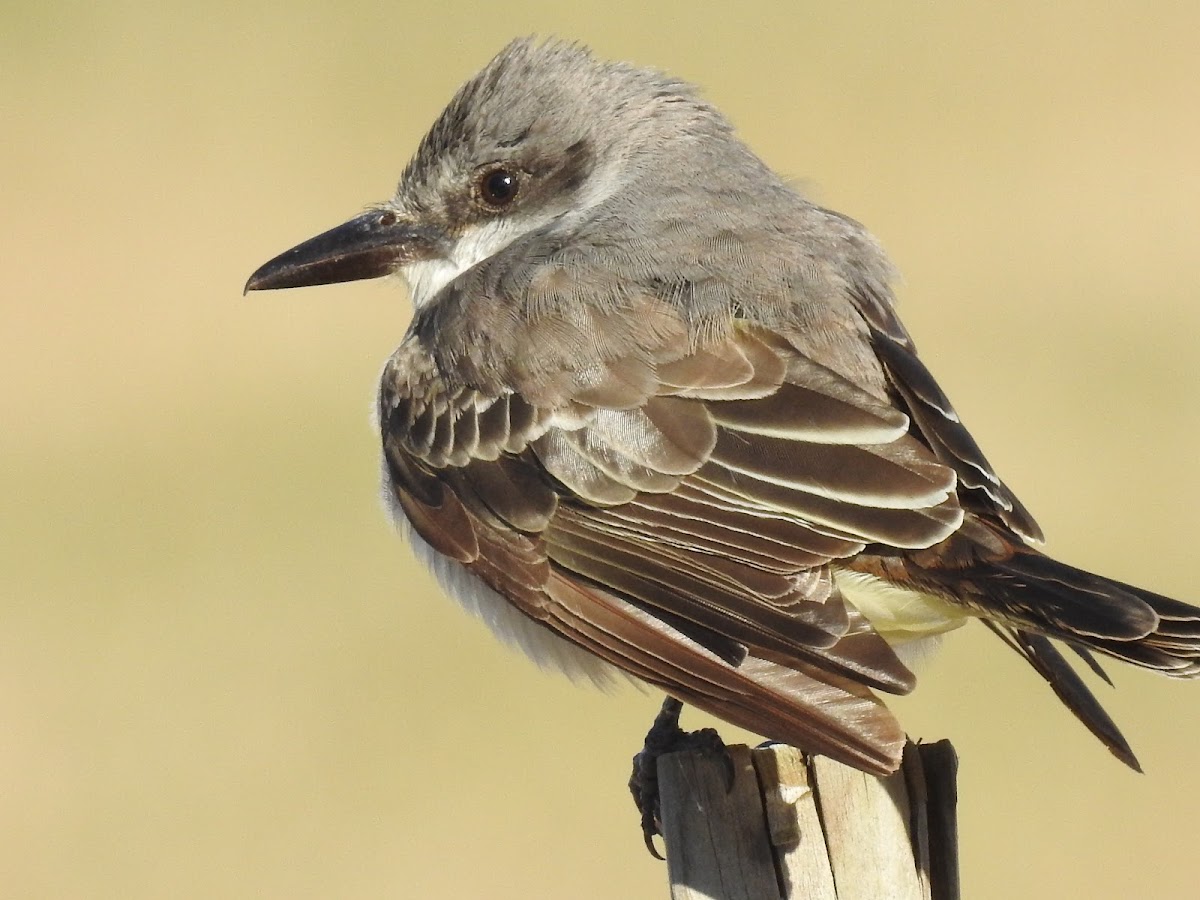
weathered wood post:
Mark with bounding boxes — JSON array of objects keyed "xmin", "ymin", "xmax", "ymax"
[{"xmin": 657, "ymin": 740, "xmax": 959, "ymax": 899}]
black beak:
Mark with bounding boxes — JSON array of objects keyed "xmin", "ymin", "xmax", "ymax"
[{"xmin": 245, "ymin": 209, "xmax": 446, "ymax": 292}]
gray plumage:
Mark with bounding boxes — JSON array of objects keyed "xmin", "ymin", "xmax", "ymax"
[{"xmin": 247, "ymin": 37, "xmax": 1200, "ymax": 774}]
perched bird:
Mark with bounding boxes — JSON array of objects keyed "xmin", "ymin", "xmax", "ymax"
[{"xmin": 247, "ymin": 38, "xmax": 1198, "ymax": 782}]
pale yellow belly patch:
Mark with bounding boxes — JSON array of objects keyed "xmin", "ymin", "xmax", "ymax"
[{"xmin": 831, "ymin": 567, "xmax": 970, "ymax": 644}]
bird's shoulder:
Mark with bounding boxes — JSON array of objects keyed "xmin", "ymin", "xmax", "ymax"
[{"xmin": 377, "ymin": 240, "xmax": 1039, "ymax": 548}]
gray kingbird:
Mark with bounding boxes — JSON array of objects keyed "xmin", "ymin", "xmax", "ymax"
[{"xmin": 246, "ymin": 37, "xmax": 1198, "ymax": 781}]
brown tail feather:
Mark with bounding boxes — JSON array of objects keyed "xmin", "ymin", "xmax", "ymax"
[
  {"xmin": 984, "ymin": 622, "xmax": 1141, "ymax": 771},
  {"xmin": 979, "ymin": 553, "xmax": 1200, "ymax": 678}
]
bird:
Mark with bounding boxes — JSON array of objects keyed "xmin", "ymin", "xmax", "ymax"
[{"xmin": 246, "ymin": 37, "xmax": 1199, "ymax": 786}]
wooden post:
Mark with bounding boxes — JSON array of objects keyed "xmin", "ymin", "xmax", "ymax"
[{"xmin": 657, "ymin": 740, "xmax": 959, "ymax": 900}]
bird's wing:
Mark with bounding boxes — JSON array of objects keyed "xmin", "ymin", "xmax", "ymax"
[{"xmin": 379, "ymin": 298, "xmax": 968, "ymax": 772}]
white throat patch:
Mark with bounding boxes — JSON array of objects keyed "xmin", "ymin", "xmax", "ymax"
[{"xmin": 401, "ymin": 218, "xmax": 526, "ymax": 308}]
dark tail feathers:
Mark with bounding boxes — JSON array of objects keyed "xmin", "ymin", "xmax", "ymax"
[
  {"xmin": 960, "ymin": 552, "xmax": 1200, "ymax": 770},
  {"xmin": 986, "ymin": 553, "xmax": 1200, "ymax": 678}
]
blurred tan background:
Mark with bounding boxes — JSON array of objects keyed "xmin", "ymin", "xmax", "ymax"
[{"xmin": 3, "ymin": 2, "xmax": 1198, "ymax": 897}]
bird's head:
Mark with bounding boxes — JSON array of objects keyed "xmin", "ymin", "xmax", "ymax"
[{"xmin": 245, "ymin": 37, "xmax": 732, "ymax": 306}]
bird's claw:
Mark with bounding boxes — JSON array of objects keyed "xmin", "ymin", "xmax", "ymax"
[{"xmin": 628, "ymin": 697, "xmax": 732, "ymax": 857}]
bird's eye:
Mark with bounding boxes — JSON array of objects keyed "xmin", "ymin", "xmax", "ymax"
[{"xmin": 478, "ymin": 168, "xmax": 519, "ymax": 207}]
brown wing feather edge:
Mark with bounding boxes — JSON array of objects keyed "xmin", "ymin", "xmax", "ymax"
[
  {"xmin": 545, "ymin": 571, "xmax": 907, "ymax": 774},
  {"xmin": 389, "ymin": 450, "xmax": 909, "ymax": 774}
]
